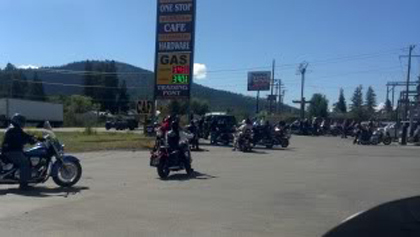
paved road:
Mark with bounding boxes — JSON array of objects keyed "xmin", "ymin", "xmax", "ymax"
[{"xmin": 0, "ymin": 136, "xmax": 420, "ymax": 236}]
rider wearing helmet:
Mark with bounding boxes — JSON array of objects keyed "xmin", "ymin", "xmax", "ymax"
[
  {"xmin": 1, "ymin": 114, "xmax": 38, "ymax": 189},
  {"xmin": 166, "ymin": 119, "xmax": 194, "ymax": 174}
]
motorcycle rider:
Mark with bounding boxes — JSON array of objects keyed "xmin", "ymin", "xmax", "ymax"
[
  {"xmin": 233, "ymin": 118, "xmax": 253, "ymax": 151},
  {"xmin": 263, "ymin": 120, "xmax": 273, "ymax": 140},
  {"xmin": 186, "ymin": 120, "xmax": 199, "ymax": 150},
  {"xmin": 166, "ymin": 120, "xmax": 193, "ymax": 174},
  {"xmin": 1, "ymin": 114, "xmax": 38, "ymax": 189}
]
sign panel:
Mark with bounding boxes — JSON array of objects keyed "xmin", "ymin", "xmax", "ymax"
[
  {"xmin": 137, "ymin": 100, "xmax": 154, "ymax": 114},
  {"xmin": 154, "ymin": 0, "xmax": 196, "ymax": 99},
  {"xmin": 248, "ymin": 71, "xmax": 271, "ymax": 91}
]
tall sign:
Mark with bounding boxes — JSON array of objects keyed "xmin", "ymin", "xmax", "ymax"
[
  {"xmin": 248, "ymin": 71, "xmax": 271, "ymax": 91},
  {"xmin": 154, "ymin": 0, "xmax": 196, "ymax": 100}
]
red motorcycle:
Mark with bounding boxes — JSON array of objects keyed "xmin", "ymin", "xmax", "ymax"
[{"xmin": 150, "ymin": 141, "xmax": 193, "ymax": 179}]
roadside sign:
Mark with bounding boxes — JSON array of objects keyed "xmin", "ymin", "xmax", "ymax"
[
  {"xmin": 137, "ymin": 100, "xmax": 153, "ymax": 114},
  {"xmin": 248, "ymin": 71, "xmax": 271, "ymax": 91},
  {"xmin": 154, "ymin": 0, "xmax": 197, "ymax": 100},
  {"xmin": 267, "ymin": 95, "xmax": 277, "ymax": 101}
]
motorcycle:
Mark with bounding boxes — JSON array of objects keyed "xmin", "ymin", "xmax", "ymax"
[
  {"xmin": 252, "ymin": 126, "xmax": 276, "ymax": 149},
  {"xmin": 0, "ymin": 130, "xmax": 82, "ymax": 187},
  {"xmin": 370, "ymin": 130, "xmax": 392, "ymax": 145},
  {"xmin": 237, "ymin": 129, "xmax": 253, "ymax": 152},
  {"xmin": 273, "ymin": 127, "xmax": 290, "ymax": 148},
  {"xmin": 150, "ymin": 134, "xmax": 193, "ymax": 179}
]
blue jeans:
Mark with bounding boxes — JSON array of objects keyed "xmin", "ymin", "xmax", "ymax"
[{"xmin": 5, "ymin": 151, "xmax": 30, "ymax": 184}]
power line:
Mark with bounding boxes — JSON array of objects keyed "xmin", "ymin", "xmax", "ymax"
[{"xmin": 7, "ymin": 78, "xmax": 150, "ymax": 90}]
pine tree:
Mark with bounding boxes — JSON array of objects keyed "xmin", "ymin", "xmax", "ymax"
[
  {"xmin": 334, "ymin": 88, "xmax": 347, "ymax": 113},
  {"xmin": 350, "ymin": 85, "xmax": 363, "ymax": 111},
  {"xmin": 350, "ymin": 85, "xmax": 366, "ymax": 120},
  {"xmin": 83, "ymin": 60, "xmax": 95, "ymax": 98},
  {"xmin": 28, "ymin": 72, "xmax": 46, "ymax": 101},
  {"xmin": 101, "ymin": 61, "xmax": 119, "ymax": 113},
  {"xmin": 365, "ymin": 86, "xmax": 377, "ymax": 114},
  {"xmin": 11, "ymin": 70, "xmax": 28, "ymax": 99},
  {"xmin": 117, "ymin": 80, "xmax": 130, "ymax": 113}
]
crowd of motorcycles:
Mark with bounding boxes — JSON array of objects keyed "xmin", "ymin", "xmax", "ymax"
[
  {"xmin": 289, "ymin": 119, "xmax": 394, "ymax": 146},
  {"xmin": 148, "ymin": 116, "xmax": 416, "ymax": 179},
  {"xmin": 149, "ymin": 117, "xmax": 291, "ymax": 179}
]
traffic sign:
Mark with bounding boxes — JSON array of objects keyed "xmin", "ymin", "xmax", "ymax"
[{"xmin": 137, "ymin": 100, "xmax": 153, "ymax": 114}]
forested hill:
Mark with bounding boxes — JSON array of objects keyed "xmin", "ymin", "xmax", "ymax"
[{"xmin": 10, "ymin": 60, "xmax": 296, "ymax": 114}]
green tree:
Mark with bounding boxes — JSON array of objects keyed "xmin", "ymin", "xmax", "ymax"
[
  {"xmin": 65, "ymin": 95, "xmax": 99, "ymax": 114},
  {"xmin": 365, "ymin": 86, "xmax": 377, "ymax": 114},
  {"xmin": 308, "ymin": 93, "xmax": 329, "ymax": 118},
  {"xmin": 333, "ymin": 88, "xmax": 347, "ymax": 113},
  {"xmin": 117, "ymin": 80, "xmax": 130, "ymax": 113},
  {"xmin": 11, "ymin": 70, "xmax": 28, "ymax": 99},
  {"xmin": 350, "ymin": 85, "xmax": 366, "ymax": 120},
  {"xmin": 191, "ymin": 99, "xmax": 210, "ymax": 116},
  {"xmin": 83, "ymin": 60, "xmax": 95, "ymax": 98},
  {"xmin": 101, "ymin": 61, "xmax": 119, "ymax": 113},
  {"xmin": 28, "ymin": 72, "xmax": 46, "ymax": 101}
]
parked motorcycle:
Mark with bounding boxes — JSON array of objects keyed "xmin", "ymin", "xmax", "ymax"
[
  {"xmin": 0, "ymin": 130, "xmax": 82, "ymax": 187},
  {"xmin": 150, "ymin": 134, "xmax": 193, "ymax": 179},
  {"xmin": 370, "ymin": 130, "xmax": 392, "ymax": 145}
]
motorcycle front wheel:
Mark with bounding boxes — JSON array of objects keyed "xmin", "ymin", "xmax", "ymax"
[{"xmin": 53, "ymin": 161, "xmax": 82, "ymax": 187}]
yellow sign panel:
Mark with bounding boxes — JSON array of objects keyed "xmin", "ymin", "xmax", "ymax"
[{"xmin": 157, "ymin": 53, "xmax": 191, "ymax": 85}]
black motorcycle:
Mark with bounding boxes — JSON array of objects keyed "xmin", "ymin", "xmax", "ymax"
[
  {"xmin": 273, "ymin": 127, "xmax": 290, "ymax": 148},
  {"xmin": 0, "ymin": 130, "xmax": 82, "ymax": 187},
  {"xmin": 253, "ymin": 126, "xmax": 276, "ymax": 149}
]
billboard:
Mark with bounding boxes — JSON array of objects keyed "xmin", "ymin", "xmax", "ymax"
[
  {"xmin": 248, "ymin": 71, "xmax": 271, "ymax": 91},
  {"xmin": 154, "ymin": 0, "xmax": 196, "ymax": 100}
]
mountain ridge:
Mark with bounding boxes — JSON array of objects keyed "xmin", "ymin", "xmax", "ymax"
[{"xmin": 20, "ymin": 60, "xmax": 297, "ymax": 114}]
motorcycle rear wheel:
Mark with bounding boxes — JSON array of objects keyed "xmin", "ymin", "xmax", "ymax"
[{"xmin": 383, "ymin": 137, "xmax": 392, "ymax": 146}]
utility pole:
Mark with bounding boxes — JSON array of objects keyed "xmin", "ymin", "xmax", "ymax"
[
  {"xmin": 400, "ymin": 45, "xmax": 419, "ymax": 120},
  {"xmin": 298, "ymin": 62, "xmax": 309, "ymax": 120},
  {"xmin": 278, "ymin": 79, "xmax": 282, "ymax": 113},
  {"xmin": 270, "ymin": 59, "xmax": 275, "ymax": 114}
]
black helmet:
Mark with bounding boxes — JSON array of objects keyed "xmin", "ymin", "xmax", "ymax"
[
  {"xmin": 11, "ymin": 113, "xmax": 26, "ymax": 128},
  {"xmin": 245, "ymin": 118, "xmax": 251, "ymax": 125}
]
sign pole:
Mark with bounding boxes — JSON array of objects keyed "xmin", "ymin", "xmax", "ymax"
[{"xmin": 256, "ymin": 90, "xmax": 260, "ymax": 114}]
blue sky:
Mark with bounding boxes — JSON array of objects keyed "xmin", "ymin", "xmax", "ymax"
[{"xmin": 0, "ymin": 0, "xmax": 419, "ymax": 108}]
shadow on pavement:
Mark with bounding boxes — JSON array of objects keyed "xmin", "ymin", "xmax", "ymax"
[
  {"xmin": 0, "ymin": 186, "xmax": 90, "ymax": 198},
  {"xmin": 190, "ymin": 148, "xmax": 210, "ymax": 152},
  {"xmin": 162, "ymin": 171, "xmax": 218, "ymax": 182}
]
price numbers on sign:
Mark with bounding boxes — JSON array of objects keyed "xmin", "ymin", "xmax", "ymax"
[
  {"xmin": 172, "ymin": 66, "xmax": 189, "ymax": 74},
  {"xmin": 172, "ymin": 74, "xmax": 189, "ymax": 84}
]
